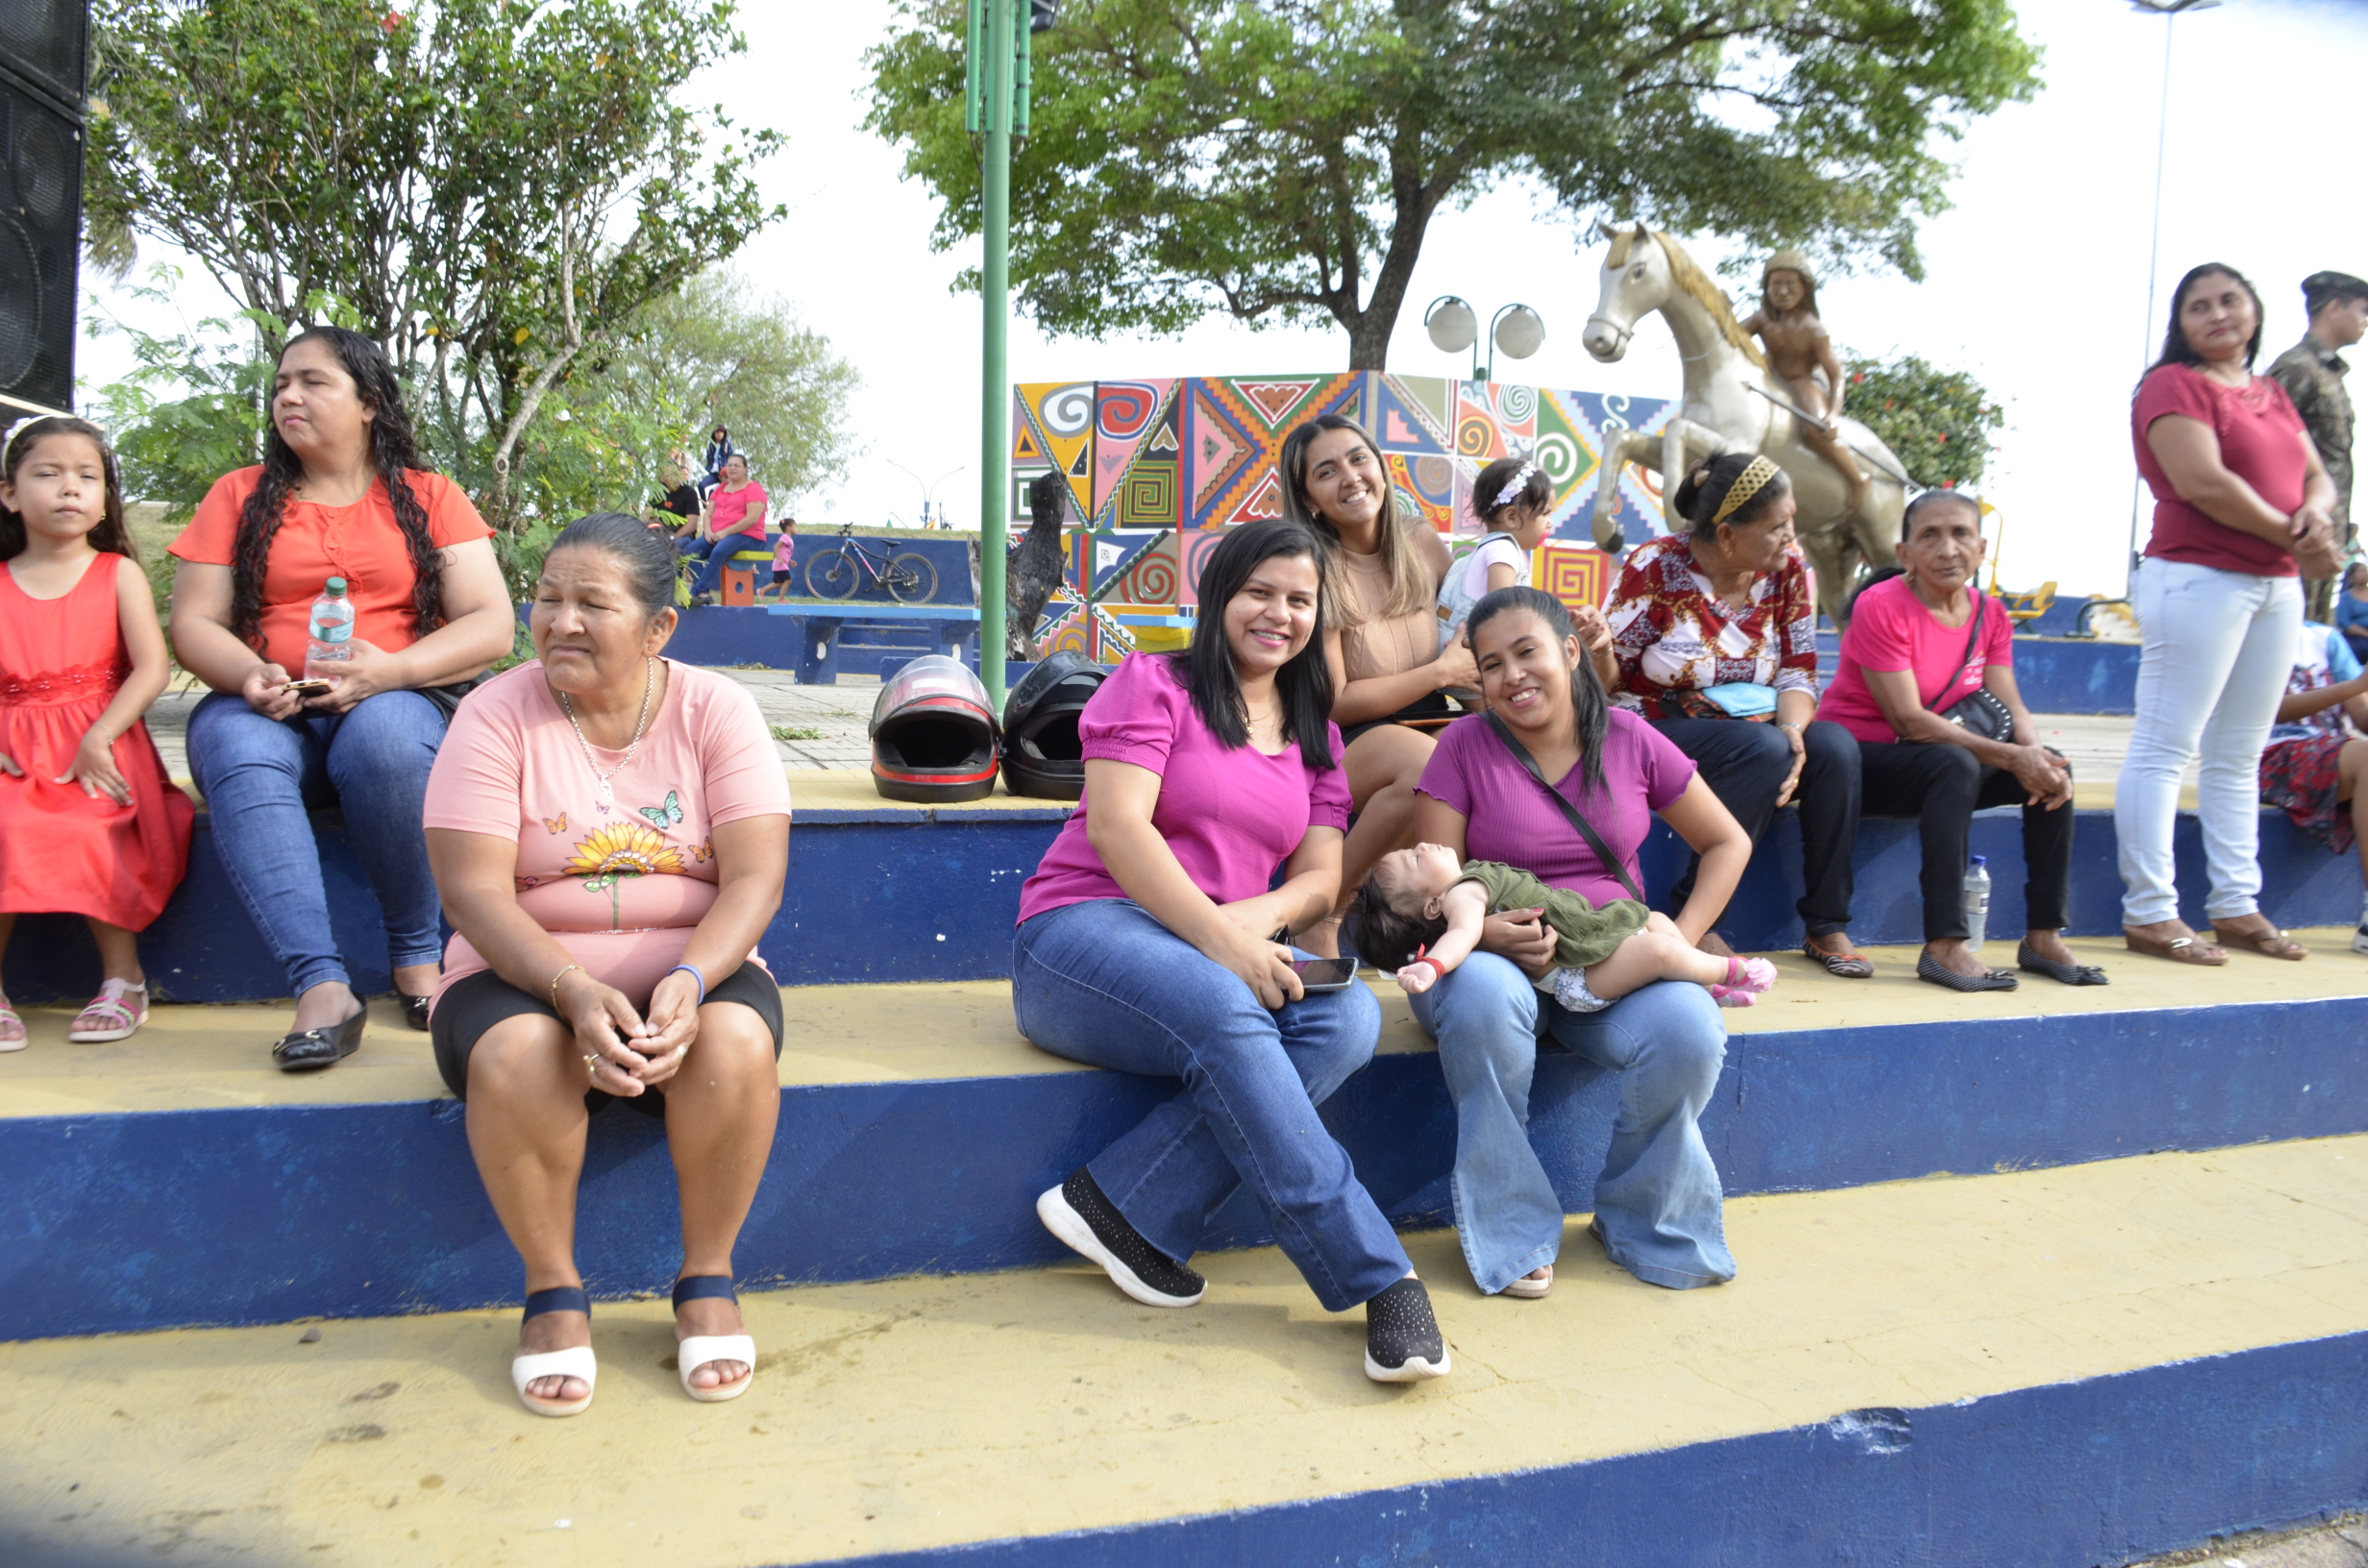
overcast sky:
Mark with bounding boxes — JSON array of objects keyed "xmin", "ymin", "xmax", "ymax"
[{"xmin": 77, "ymin": 0, "xmax": 2368, "ymax": 599}]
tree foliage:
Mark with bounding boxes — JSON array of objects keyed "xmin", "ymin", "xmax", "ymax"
[
  {"xmin": 1841, "ymin": 353, "xmax": 2002, "ymax": 491},
  {"xmin": 85, "ymin": 0, "xmax": 783, "ymax": 525},
  {"xmin": 867, "ymin": 0, "xmax": 2040, "ymax": 368}
]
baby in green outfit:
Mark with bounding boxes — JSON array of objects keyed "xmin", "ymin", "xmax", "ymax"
[{"xmin": 1352, "ymin": 842, "xmax": 1777, "ymax": 1012}]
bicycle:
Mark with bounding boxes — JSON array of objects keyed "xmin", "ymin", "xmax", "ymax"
[{"xmin": 802, "ymin": 524, "xmax": 938, "ymax": 603}]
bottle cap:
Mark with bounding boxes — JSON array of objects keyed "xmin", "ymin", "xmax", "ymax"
[
  {"xmin": 326, "ymin": 577, "xmax": 348, "ymax": 594},
  {"xmin": 1970, "ymin": 855, "xmax": 1987, "ymax": 868}
]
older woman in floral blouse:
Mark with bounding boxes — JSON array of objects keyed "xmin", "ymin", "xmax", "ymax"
[{"xmin": 1604, "ymin": 453, "xmax": 1867, "ymax": 973}]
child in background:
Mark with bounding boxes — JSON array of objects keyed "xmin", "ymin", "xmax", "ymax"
[
  {"xmin": 767, "ymin": 517, "xmax": 797, "ymax": 600},
  {"xmin": 1436, "ymin": 456, "xmax": 1556, "ymax": 652},
  {"xmin": 0, "ymin": 418, "xmax": 194, "ymax": 1048},
  {"xmin": 1353, "ymin": 841, "xmax": 1778, "ymax": 1012}
]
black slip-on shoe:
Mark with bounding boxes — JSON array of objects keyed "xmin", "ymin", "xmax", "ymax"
[
  {"xmin": 2015, "ymin": 942, "xmax": 2109, "ymax": 986},
  {"xmin": 1036, "ymin": 1166, "xmax": 1206, "ymax": 1308},
  {"xmin": 1364, "ymin": 1277, "xmax": 1450, "ymax": 1383},
  {"xmin": 1915, "ymin": 951, "xmax": 2018, "ymax": 992},
  {"xmin": 272, "ymin": 1007, "xmax": 366, "ymax": 1072}
]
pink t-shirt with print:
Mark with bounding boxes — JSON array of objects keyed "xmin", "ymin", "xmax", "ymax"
[
  {"xmin": 1016, "ymin": 652, "xmax": 1352, "ymax": 923},
  {"xmin": 1816, "ymin": 573, "xmax": 2014, "ymax": 745},
  {"xmin": 422, "ymin": 659, "xmax": 792, "ymax": 1013}
]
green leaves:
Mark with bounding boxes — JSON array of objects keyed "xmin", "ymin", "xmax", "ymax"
[
  {"xmin": 1841, "ymin": 353, "xmax": 2003, "ymax": 491},
  {"xmin": 866, "ymin": 0, "xmax": 2040, "ymax": 366}
]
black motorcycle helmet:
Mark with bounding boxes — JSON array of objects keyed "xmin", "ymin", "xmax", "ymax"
[
  {"xmin": 870, "ymin": 654, "xmax": 1000, "ymax": 802},
  {"xmin": 999, "ymin": 651, "xmax": 1109, "ymax": 799}
]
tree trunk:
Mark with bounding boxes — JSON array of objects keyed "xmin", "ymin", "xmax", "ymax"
[{"xmin": 485, "ymin": 207, "xmax": 586, "ymax": 531}]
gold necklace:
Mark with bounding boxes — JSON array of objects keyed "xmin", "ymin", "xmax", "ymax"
[{"xmin": 556, "ymin": 658, "xmax": 655, "ymax": 813}]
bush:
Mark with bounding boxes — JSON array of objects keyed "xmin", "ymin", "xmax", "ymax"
[{"xmin": 1841, "ymin": 354, "xmax": 2003, "ymax": 491}]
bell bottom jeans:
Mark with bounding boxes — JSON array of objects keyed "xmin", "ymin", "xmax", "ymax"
[
  {"xmin": 1011, "ymin": 898, "xmax": 1409, "ymax": 1312},
  {"xmin": 1407, "ymin": 953, "xmax": 1734, "ymax": 1295},
  {"xmin": 1651, "ymin": 716, "xmax": 1862, "ymax": 936},
  {"xmin": 186, "ymin": 690, "xmax": 448, "ymax": 998},
  {"xmin": 2115, "ymin": 559, "xmax": 2303, "ymax": 927}
]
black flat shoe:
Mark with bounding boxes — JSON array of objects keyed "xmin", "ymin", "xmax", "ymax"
[
  {"xmin": 398, "ymin": 992, "xmax": 432, "ymax": 1031},
  {"xmin": 272, "ymin": 1008, "xmax": 366, "ymax": 1072},
  {"xmin": 2016, "ymin": 942, "xmax": 2109, "ymax": 987},
  {"xmin": 1915, "ymin": 951, "xmax": 2018, "ymax": 992}
]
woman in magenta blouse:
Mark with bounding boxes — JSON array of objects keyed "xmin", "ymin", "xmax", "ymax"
[
  {"xmin": 1012, "ymin": 519, "xmax": 1448, "ymax": 1384},
  {"xmin": 1405, "ymin": 586, "xmax": 1753, "ymax": 1300},
  {"xmin": 2119, "ymin": 263, "xmax": 2341, "ymax": 967}
]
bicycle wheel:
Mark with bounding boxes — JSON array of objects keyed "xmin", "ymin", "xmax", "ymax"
[
  {"xmin": 885, "ymin": 552, "xmax": 938, "ymax": 604},
  {"xmin": 805, "ymin": 549, "xmax": 859, "ymax": 600}
]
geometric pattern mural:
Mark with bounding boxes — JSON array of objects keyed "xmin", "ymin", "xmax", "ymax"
[{"xmin": 1013, "ymin": 372, "xmax": 1673, "ymax": 652}]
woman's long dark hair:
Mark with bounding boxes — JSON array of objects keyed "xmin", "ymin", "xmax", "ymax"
[
  {"xmin": 1465, "ymin": 585, "xmax": 1608, "ymax": 789},
  {"xmin": 2149, "ymin": 263, "xmax": 2265, "ymax": 376},
  {"xmin": 1173, "ymin": 518, "xmax": 1335, "ymax": 770},
  {"xmin": 232, "ymin": 326, "xmax": 441, "ymax": 651},
  {"xmin": 0, "ymin": 417, "xmax": 135, "ymax": 563}
]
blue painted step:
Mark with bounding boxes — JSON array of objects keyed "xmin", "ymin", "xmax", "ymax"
[
  {"xmin": 3, "ymin": 987, "xmax": 2358, "ymax": 1339},
  {"xmin": 5, "ymin": 800, "xmax": 2357, "ymax": 1005}
]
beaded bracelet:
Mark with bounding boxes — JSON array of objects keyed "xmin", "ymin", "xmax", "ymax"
[{"xmin": 665, "ymin": 963, "xmax": 707, "ymax": 1007}]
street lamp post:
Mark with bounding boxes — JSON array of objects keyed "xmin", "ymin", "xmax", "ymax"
[
  {"xmin": 1422, "ymin": 296, "xmax": 1546, "ymax": 383},
  {"xmin": 2124, "ymin": 0, "xmax": 2221, "ymax": 592},
  {"xmin": 886, "ymin": 460, "xmax": 967, "ymax": 528}
]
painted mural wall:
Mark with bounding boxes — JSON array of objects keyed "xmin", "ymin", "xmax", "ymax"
[{"xmin": 1011, "ymin": 373, "xmax": 1674, "ymax": 658}]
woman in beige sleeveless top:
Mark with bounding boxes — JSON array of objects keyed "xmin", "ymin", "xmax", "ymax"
[{"xmin": 1278, "ymin": 414, "xmax": 1477, "ymax": 956}]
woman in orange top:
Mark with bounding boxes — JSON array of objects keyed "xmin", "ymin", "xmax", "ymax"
[{"xmin": 169, "ymin": 328, "xmax": 515, "ymax": 1070}]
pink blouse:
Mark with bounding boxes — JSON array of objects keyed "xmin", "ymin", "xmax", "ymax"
[
  {"xmin": 422, "ymin": 659, "xmax": 792, "ymax": 1012},
  {"xmin": 1016, "ymin": 652, "xmax": 1351, "ymax": 922}
]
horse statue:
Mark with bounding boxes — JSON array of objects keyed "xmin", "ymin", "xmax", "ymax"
[{"xmin": 1581, "ymin": 222, "xmax": 1910, "ymax": 626}]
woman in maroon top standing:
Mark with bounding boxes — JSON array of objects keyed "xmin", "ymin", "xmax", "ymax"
[{"xmin": 2118, "ymin": 264, "xmax": 2341, "ymax": 967}]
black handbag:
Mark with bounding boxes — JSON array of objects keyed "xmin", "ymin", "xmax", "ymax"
[
  {"xmin": 1932, "ymin": 594, "xmax": 2013, "ymax": 742},
  {"xmin": 1481, "ymin": 712, "xmax": 1646, "ymax": 902}
]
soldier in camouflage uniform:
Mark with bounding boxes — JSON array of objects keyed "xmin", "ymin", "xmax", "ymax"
[{"xmin": 2268, "ymin": 270, "xmax": 2367, "ymax": 619}]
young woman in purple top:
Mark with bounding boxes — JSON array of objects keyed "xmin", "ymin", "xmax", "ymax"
[
  {"xmin": 1402, "ymin": 586, "xmax": 1753, "ymax": 1300},
  {"xmin": 1011, "ymin": 519, "xmax": 1449, "ymax": 1384}
]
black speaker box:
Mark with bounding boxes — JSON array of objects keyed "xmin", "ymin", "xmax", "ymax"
[
  {"xmin": 0, "ymin": 0, "xmax": 86, "ymax": 120},
  {"xmin": 0, "ymin": 67, "xmax": 81, "ymax": 414}
]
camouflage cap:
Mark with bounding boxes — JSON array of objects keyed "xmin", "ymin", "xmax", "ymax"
[
  {"xmin": 1763, "ymin": 250, "xmax": 1816, "ymax": 288},
  {"xmin": 2304, "ymin": 270, "xmax": 2368, "ymax": 316}
]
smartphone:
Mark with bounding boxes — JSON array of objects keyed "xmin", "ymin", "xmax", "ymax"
[
  {"xmin": 1287, "ymin": 956, "xmax": 1359, "ymax": 992},
  {"xmin": 283, "ymin": 678, "xmax": 334, "ymax": 697}
]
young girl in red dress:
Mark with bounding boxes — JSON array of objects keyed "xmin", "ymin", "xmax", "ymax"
[{"xmin": 0, "ymin": 418, "xmax": 194, "ymax": 1048}]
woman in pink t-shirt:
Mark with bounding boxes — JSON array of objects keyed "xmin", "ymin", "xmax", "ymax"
[
  {"xmin": 687, "ymin": 452, "xmax": 771, "ymax": 603},
  {"xmin": 423, "ymin": 514, "xmax": 791, "ymax": 1418},
  {"xmin": 1012, "ymin": 519, "xmax": 1448, "ymax": 1384},
  {"xmin": 2119, "ymin": 263, "xmax": 2341, "ymax": 967},
  {"xmin": 1818, "ymin": 491, "xmax": 2100, "ymax": 992}
]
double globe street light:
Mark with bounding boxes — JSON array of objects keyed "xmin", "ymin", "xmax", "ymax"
[{"xmin": 1422, "ymin": 297, "xmax": 1545, "ymax": 383}]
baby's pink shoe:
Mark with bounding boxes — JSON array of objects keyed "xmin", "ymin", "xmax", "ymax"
[{"xmin": 1708, "ymin": 955, "xmax": 1777, "ymax": 1009}]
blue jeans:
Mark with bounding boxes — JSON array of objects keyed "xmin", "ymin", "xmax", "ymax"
[
  {"xmin": 1011, "ymin": 898, "xmax": 1408, "ymax": 1311},
  {"xmin": 1407, "ymin": 953, "xmax": 1734, "ymax": 1294},
  {"xmin": 186, "ymin": 690, "xmax": 448, "ymax": 996},
  {"xmin": 690, "ymin": 532, "xmax": 763, "ymax": 599}
]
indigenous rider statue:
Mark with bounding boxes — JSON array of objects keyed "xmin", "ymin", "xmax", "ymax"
[{"xmin": 1741, "ymin": 251, "xmax": 1868, "ymax": 516}]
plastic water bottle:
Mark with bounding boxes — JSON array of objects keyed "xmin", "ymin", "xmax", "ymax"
[
  {"xmin": 307, "ymin": 577, "xmax": 355, "ymax": 663},
  {"xmin": 1962, "ymin": 855, "xmax": 1991, "ymax": 954}
]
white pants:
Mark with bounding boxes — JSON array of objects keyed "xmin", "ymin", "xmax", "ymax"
[{"xmin": 2115, "ymin": 558, "xmax": 2303, "ymax": 926}]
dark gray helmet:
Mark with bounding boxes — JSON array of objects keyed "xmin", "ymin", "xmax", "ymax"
[{"xmin": 999, "ymin": 651, "xmax": 1109, "ymax": 799}]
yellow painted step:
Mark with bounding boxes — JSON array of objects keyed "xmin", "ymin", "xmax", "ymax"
[
  {"xmin": 5, "ymin": 1137, "xmax": 2363, "ymax": 1566},
  {"xmin": 3, "ymin": 929, "xmax": 2363, "ymax": 1120}
]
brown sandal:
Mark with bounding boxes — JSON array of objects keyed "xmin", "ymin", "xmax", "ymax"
[
  {"xmin": 1803, "ymin": 940, "xmax": 1874, "ymax": 979},
  {"xmin": 2210, "ymin": 925, "xmax": 2309, "ymax": 962},
  {"xmin": 2124, "ymin": 926, "xmax": 2228, "ymax": 967}
]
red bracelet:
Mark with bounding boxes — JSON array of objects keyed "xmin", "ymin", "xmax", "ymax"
[{"xmin": 1412, "ymin": 955, "xmax": 1447, "ymax": 980}]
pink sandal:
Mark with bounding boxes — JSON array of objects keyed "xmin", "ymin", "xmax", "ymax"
[
  {"xmin": 0, "ymin": 994, "xmax": 24, "ymax": 1052},
  {"xmin": 1708, "ymin": 955, "xmax": 1778, "ymax": 1010},
  {"xmin": 67, "ymin": 979, "xmax": 148, "ymax": 1043}
]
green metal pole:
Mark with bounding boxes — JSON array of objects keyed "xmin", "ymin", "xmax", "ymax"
[{"xmin": 976, "ymin": 0, "xmax": 1013, "ymax": 710}]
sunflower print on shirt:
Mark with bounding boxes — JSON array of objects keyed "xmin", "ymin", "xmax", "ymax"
[{"xmin": 563, "ymin": 817, "xmax": 687, "ymax": 927}]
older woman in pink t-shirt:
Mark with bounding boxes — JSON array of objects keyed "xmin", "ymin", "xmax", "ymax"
[
  {"xmin": 424, "ymin": 513, "xmax": 790, "ymax": 1418},
  {"xmin": 1011, "ymin": 519, "xmax": 1448, "ymax": 1384}
]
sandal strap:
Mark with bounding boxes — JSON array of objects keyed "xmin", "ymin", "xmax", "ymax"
[
  {"xmin": 673, "ymin": 1274, "xmax": 738, "ymax": 1309},
  {"xmin": 524, "ymin": 1286, "xmax": 591, "ymax": 1320}
]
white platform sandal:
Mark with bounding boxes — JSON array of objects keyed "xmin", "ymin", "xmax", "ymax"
[
  {"xmin": 673, "ymin": 1275, "xmax": 755, "ymax": 1403},
  {"xmin": 511, "ymin": 1286, "xmax": 597, "ymax": 1418},
  {"xmin": 67, "ymin": 979, "xmax": 148, "ymax": 1043}
]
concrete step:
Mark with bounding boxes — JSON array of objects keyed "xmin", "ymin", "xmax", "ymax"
[
  {"xmin": 4, "ymin": 1136, "xmax": 2362, "ymax": 1566},
  {"xmin": 2, "ymin": 771, "xmax": 2354, "ymax": 1006},
  {"xmin": 2, "ymin": 934, "xmax": 2361, "ymax": 1340}
]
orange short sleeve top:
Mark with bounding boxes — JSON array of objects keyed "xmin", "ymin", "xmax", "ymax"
[{"xmin": 169, "ymin": 467, "xmax": 493, "ymax": 674}]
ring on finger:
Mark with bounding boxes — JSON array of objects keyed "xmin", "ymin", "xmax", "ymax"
[{"xmin": 583, "ymin": 1053, "xmax": 602, "ymax": 1076}]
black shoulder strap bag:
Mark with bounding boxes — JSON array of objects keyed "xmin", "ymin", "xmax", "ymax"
[
  {"xmin": 1931, "ymin": 593, "xmax": 2013, "ymax": 742},
  {"xmin": 1481, "ymin": 711, "xmax": 1645, "ymax": 903}
]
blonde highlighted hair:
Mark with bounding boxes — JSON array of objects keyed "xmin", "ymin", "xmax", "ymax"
[{"xmin": 1277, "ymin": 412, "xmax": 1432, "ymax": 621}]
